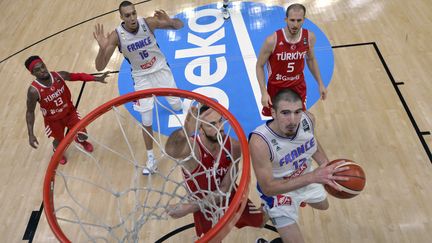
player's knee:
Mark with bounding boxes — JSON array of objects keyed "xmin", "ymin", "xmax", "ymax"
[
  {"xmin": 77, "ymin": 131, "xmax": 88, "ymax": 141},
  {"xmin": 309, "ymin": 199, "xmax": 329, "ymax": 210},
  {"xmin": 169, "ymin": 98, "xmax": 182, "ymax": 111},
  {"xmin": 141, "ymin": 110, "xmax": 153, "ymax": 126}
]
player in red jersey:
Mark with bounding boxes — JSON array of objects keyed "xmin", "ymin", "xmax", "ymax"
[
  {"xmin": 165, "ymin": 105, "xmax": 266, "ymax": 238},
  {"xmin": 25, "ymin": 56, "xmax": 109, "ymax": 164},
  {"xmin": 256, "ymin": 3, "xmax": 327, "ymax": 116}
]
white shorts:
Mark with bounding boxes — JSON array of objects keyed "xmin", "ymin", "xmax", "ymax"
[
  {"xmin": 261, "ymin": 182, "xmax": 326, "ymax": 228},
  {"xmin": 132, "ymin": 66, "xmax": 181, "ymax": 112}
]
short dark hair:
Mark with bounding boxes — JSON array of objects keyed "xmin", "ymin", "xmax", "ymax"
[
  {"xmin": 24, "ymin": 56, "xmax": 41, "ymax": 70},
  {"xmin": 272, "ymin": 88, "xmax": 302, "ymax": 110},
  {"xmin": 286, "ymin": 3, "xmax": 306, "ymax": 17},
  {"xmin": 118, "ymin": 1, "xmax": 133, "ymax": 14},
  {"xmin": 199, "ymin": 105, "xmax": 211, "ymax": 114}
]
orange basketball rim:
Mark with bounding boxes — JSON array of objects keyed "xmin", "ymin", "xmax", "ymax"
[{"xmin": 43, "ymin": 88, "xmax": 251, "ymax": 243}]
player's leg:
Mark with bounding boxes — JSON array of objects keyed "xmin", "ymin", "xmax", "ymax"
[
  {"xmin": 291, "ymin": 82, "xmax": 307, "ymax": 110},
  {"xmin": 67, "ymin": 109, "xmax": 94, "ymax": 152},
  {"xmin": 46, "ymin": 119, "xmax": 68, "ymax": 164},
  {"xmin": 302, "ymin": 183, "xmax": 328, "ymax": 210},
  {"xmin": 235, "ymin": 199, "xmax": 268, "ymax": 228},
  {"xmin": 276, "ymin": 222, "xmax": 305, "ymax": 243},
  {"xmin": 132, "ymin": 75, "xmax": 158, "ymax": 175},
  {"xmin": 140, "ymin": 108, "xmax": 157, "ymax": 175},
  {"xmin": 260, "ymin": 188, "xmax": 306, "ymax": 243},
  {"xmin": 193, "ymin": 211, "xmax": 213, "ymax": 237},
  {"xmin": 155, "ymin": 66, "xmax": 182, "ymax": 111}
]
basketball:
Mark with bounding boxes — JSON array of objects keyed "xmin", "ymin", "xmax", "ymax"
[{"xmin": 324, "ymin": 159, "xmax": 366, "ymax": 199}]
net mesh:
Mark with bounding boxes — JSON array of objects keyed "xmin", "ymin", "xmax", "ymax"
[{"xmin": 44, "ymin": 90, "xmax": 246, "ymax": 242}]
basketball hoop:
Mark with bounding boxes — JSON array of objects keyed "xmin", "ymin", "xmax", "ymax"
[{"xmin": 43, "ymin": 88, "xmax": 250, "ymax": 242}]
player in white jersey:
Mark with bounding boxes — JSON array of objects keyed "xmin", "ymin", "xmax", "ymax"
[
  {"xmin": 93, "ymin": 1, "xmax": 184, "ymax": 175},
  {"xmin": 222, "ymin": 0, "xmax": 230, "ymax": 20},
  {"xmin": 249, "ymin": 88, "xmax": 348, "ymax": 243}
]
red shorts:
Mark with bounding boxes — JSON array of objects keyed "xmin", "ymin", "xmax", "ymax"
[
  {"xmin": 193, "ymin": 198, "xmax": 264, "ymax": 238},
  {"xmin": 261, "ymin": 81, "xmax": 307, "ymax": 116},
  {"xmin": 44, "ymin": 109, "xmax": 86, "ymax": 141}
]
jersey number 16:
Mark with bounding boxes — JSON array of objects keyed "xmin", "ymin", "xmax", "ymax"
[{"xmin": 139, "ymin": 50, "xmax": 149, "ymax": 60}]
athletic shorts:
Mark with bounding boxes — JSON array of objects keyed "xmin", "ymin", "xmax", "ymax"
[
  {"xmin": 132, "ymin": 66, "xmax": 181, "ymax": 112},
  {"xmin": 262, "ymin": 183, "xmax": 326, "ymax": 228},
  {"xmin": 193, "ymin": 198, "xmax": 264, "ymax": 237},
  {"xmin": 261, "ymin": 81, "xmax": 307, "ymax": 116},
  {"xmin": 44, "ymin": 109, "xmax": 86, "ymax": 141}
]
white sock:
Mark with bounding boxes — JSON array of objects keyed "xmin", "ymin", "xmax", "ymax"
[{"xmin": 147, "ymin": 150, "xmax": 154, "ymax": 159}]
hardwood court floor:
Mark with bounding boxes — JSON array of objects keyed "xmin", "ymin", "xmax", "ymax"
[{"xmin": 0, "ymin": 0, "xmax": 431, "ymax": 242}]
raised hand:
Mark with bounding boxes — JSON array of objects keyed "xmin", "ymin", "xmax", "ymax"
[
  {"xmin": 93, "ymin": 23, "xmax": 109, "ymax": 49},
  {"xmin": 153, "ymin": 9, "xmax": 170, "ymax": 22}
]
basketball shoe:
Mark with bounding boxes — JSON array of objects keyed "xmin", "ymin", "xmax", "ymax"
[
  {"xmin": 75, "ymin": 138, "xmax": 94, "ymax": 152},
  {"xmin": 222, "ymin": 7, "xmax": 230, "ymax": 20},
  {"xmin": 142, "ymin": 155, "xmax": 158, "ymax": 175},
  {"xmin": 53, "ymin": 148, "xmax": 67, "ymax": 165},
  {"xmin": 255, "ymin": 238, "xmax": 268, "ymax": 243},
  {"xmin": 59, "ymin": 155, "xmax": 67, "ymax": 165}
]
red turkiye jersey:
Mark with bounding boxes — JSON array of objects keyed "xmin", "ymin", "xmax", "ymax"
[
  {"xmin": 31, "ymin": 72, "xmax": 74, "ymax": 121},
  {"xmin": 182, "ymin": 135, "xmax": 232, "ymax": 198},
  {"xmin": 182, "ymin": 136, "xmax": 264, "ymax": 237},
  {"xmin": 267, "ymin": 28, "xmax": 309, "ymax": 88}
]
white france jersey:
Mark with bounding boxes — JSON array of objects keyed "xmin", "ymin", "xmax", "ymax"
[
  {"xmin": 116, "ymin": 18, "xmax": 168, "ymax": 76},
  {"xmin": 251, "ymin": 112, "xmax": 317, "ymax": 179}
]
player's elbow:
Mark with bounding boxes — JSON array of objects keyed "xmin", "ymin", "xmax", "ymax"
[
  {"xmin": 262, "ymin": 188, "xmax": 278, "ymax": 197},
  {"xmin": 258, "ymin": 182, "xmax": 278, "ymax": 197},
  {"xmin": 173, "ymin": 20, "xmax": 184, "ymax": 29},
  {"xmin": 165, "ymin": 128, "xmax": 186, "ymax": 158},
  {"xmin": 256, "ymin": 62, "xmax": 264, "ymax": 69},
  {"xmin": 164, "ymin": 140, "xmax": 176, "ymax": 158},
  {"xmin": 95, "ymin": 63, "xmax": 105, "ymax": 72}
]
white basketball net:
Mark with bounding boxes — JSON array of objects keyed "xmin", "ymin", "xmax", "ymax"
[{"xmin": 48, "ymin": 95, "xmax": 243, "ymax": 242}]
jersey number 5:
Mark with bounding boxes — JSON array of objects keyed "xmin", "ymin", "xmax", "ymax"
[{"xmin": 287, "ymin": 62, "xmax": 294, "ymax": 73}]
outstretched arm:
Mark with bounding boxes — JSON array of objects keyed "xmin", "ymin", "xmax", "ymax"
[
  {"xmin": 57, "ymin": 71, "xmax": 110, "ymax": 83},
  {"xmin": 93, "ymin": 24, "xmax": 119, "ymax": 71},
  {"xmin": 306, "ymin": 31, "xmax": 327, "ymax": 100},
  {"xmin": 146, "ymin": 9, "xmax": 184, "ymax": 32},
  {"xmin": 165, "ymin": 106, "xmax": 199, "ymax": 160},
  {"xmin": 256, "ymin": 33, "xmax": 275, "ymax": 108},
  {"xmin": 26, "ymin": 87, "xmax": 39, "ymax": 149}
]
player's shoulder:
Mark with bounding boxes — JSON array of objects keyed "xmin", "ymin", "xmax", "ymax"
[
  {"xmin": 306, "ymin": 30, "xmax": 316, "ymax": 44},
  {"xmin": 263, "ymin": 32, "xmax": 277, "ymax": 48},
  {"xmin": 303, "ymin": 111, "xmax": 316, "ymax": 126},
  {"xmin": 27, "ymin": 84, "xmax": 39, "ymax": 99}
]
